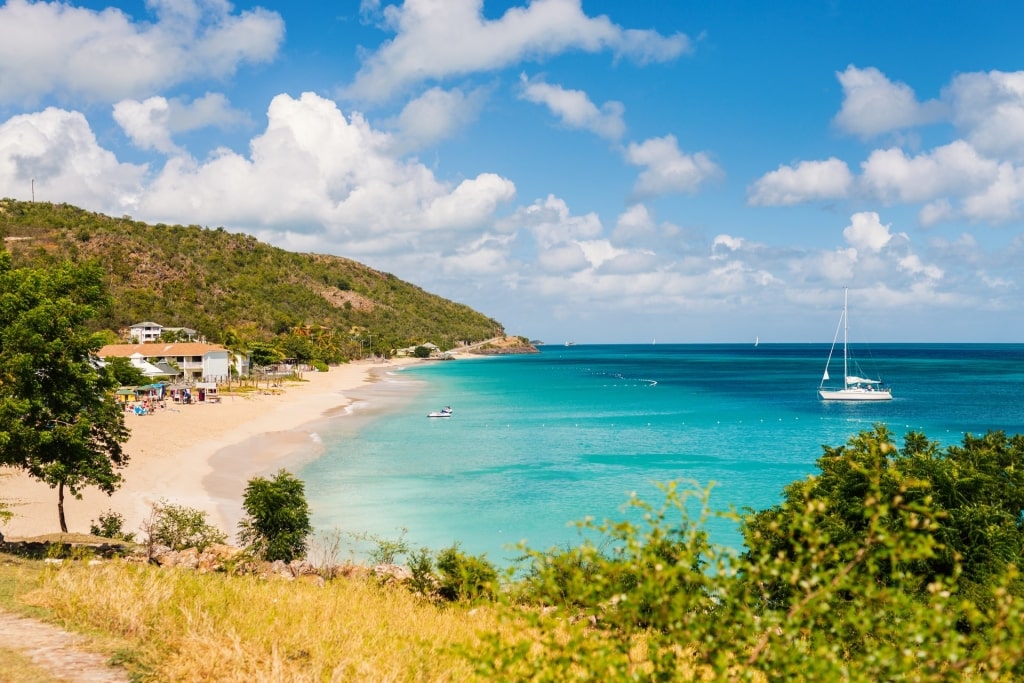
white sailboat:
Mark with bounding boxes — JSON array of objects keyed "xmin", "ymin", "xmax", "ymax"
[{"xmin": 818, "ymin": 288, "xmax": 892, "ymax": 401}]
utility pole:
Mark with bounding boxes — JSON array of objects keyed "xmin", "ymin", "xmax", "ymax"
[{"xmin": 31, "ymin": 178, "xmax": 35, "ymax": 202}]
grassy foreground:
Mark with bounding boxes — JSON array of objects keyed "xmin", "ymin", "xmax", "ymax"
[{"xmin": 0, "ymin": 553, "xmax": 492, "ymax": 682}]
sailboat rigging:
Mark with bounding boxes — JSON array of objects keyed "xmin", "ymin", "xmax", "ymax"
[{"xmin": 818, "ymin": 288, "xmax": 892, "ymax": 401}]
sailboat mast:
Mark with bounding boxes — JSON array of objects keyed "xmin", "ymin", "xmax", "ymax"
[{"xmin": 843, "ymin": 286, "xmax": 849, "ymax": 384}]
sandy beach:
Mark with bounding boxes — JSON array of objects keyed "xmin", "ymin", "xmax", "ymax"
[{"xmin": 0, "ymin": 358, "xmax": 420, "ymax": 541}]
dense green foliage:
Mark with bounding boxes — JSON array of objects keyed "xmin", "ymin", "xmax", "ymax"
[
  {"xmin": 461, "ymin": 429, "xmax": 1024, "ymax": 681},
  {"xmin": 405, "ymin": 544, "xmax": 499, "ymax": 603},
  {"xmin": 89, "ymin": 509, "xmax": 136, "ymax": 542},
  {"xmin": 102, "ymin": 356, "xmax": 148, "ymax": 387},
  {"xmin": 0, "ymin": 253, "xmax": 129, "ymax": 532},
  {"xmin": 743, "ymin": 425, "xmax": 1024, "ymax": 610},
  {"xmin": 143, "ymin": 501, "xmax": 227, "ymax": 552},
  {"xmin": 238, "ymin": 470, "xmax": 313, "ymax": 563},
  {"xmin": 0, "ymin": 199, "xmax": 505, "ymax": 361}
]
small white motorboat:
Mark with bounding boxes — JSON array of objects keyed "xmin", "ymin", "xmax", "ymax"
[{"xmin": 428, "ymin": 405, "xmax": 453, "ymax": 418}]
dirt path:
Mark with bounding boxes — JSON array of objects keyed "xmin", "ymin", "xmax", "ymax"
[{"xmin": 0, "ymin": 610, "xmax": 129, "ymax": 682}]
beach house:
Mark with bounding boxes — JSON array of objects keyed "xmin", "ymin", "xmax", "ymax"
[
  {"xmin": 127, "ymin": 321, "xmax": 200, "ymax": 343},
  {"xmin": 98, "ymin": 342, "xmax": 242, "ymax": 382},
  {"xmin": 127, "ymin": 321, "xmax": 164, "ymax": 343}
]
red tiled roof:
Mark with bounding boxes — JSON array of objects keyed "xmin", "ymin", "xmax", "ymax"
[{"xmin": 98, "ymin": 343, "xmax": 227, "ymax": 357}]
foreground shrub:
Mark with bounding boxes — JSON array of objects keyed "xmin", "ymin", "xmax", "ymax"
[
  {"xmin": 89, "ymin": 509, "xmax": 136, "ymax": 542},
  {"xmin": 436, "ymin": 544, "xmax": 498, "ymax": 602},
  {"xmin": 466, "ymin": 469, "xmax": 1024, "ymax": 680},
  {"xmin": 402, "ymin": 544, "xmax": 498, "ymax": 603},
  {"xmin": 238, "ymin": 469, "xmax": 312, "ymax": 562},
  {"xmin": 143, "ymin": 500, "xmax": 226, "ymax": 552}
]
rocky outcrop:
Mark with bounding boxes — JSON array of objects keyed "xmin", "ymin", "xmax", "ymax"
[{"xmin": 467, "ymin": 336, "xmax": 539, "ymax": 355}]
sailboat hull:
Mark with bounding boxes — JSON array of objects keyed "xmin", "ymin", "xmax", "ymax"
[{"xmin": 819, "ymin": 388, "xmax": 892, "ymax": 401}]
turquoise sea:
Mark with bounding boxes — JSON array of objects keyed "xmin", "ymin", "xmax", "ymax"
[{"xmin": 299, "ymin": 344, "xmax": 1024, "ymax": 565}]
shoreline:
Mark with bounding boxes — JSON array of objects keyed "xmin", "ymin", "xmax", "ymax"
[{"xmin": 0, "ymin": 358, "xmax": 421, "ymax": 540}]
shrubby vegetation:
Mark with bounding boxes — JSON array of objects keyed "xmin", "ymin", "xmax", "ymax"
[
  {"xmin": 238, "ymin": 469, "xmax": 313, "ymax": 563},
  {"xmin": 464, "ymin": 426, "xmax": 1024, "ymax": 680},
  {"xmin": 89, "ymin": 509, "xmax": 135, "ymax": 542},
  {"xmin": 142, "ymin": 500, "xmax": 227, "ymax": 553}
]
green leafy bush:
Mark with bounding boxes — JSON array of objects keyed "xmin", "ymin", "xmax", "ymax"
[
  {"xmin": 238, "ymin": 469, "xmax": 312, "ymax": 562},
  {"xmin": 89, "ymin": 509, "xmax": 136, "ymax": 542},
  {"xmin": 143, "ymin": 500, "xmax": 227, "ymax": 552},
  {"xmin": 435, "ymin": 544, "xmax": 498, "ymax": 603},
  {"xmin": 463, "ymin": 430, "xmax": 1024, "ymax": 681}
]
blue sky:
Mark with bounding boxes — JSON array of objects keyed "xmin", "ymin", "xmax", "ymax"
[{"xmin": 1, "ymin": 0, "xmax": 1023, "ymax": 343}]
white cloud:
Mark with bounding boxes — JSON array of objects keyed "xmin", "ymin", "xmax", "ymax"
[
  {"xmin": 960, "ymin": 163, "xmax": 1024, "ymax": 223},
  {"xmin": 842, "ymin": 211, "xmax": 895, "ymax": 252},
  {"xmin": 512, "ymin": 194, "xmax": 602, "ymax": 249},
  {"xmin": 597, "ymin": 250, "xmax": 659, "ymax": 275},
  {"xmin": 833, "ymin": 65, "xmax": 946, "ymax": 139},
  {"xmin": 538, "ymin": 242, "xmax": 589, "ymax": 272},
  {"xmin": 0, "ymin": 0, "xmax": 284, "ymax": 105},
  {"xmin": 113, "ymin": 93, "xmax": 248, "ymax": 153},
  {"xmin": 811, "ymin": 247, "xmax": 859, "ymax": 285},
  {"xmin": 898, "ymin": 253, "xmax": 943, "ymax": 280},
  {"xmin": 389, "ymin": 86, "xmax": 488, "ymax": 152},
  {"xmin": 0, "ymin": 107, "xmax": 146, "ymax": 209},
  {"xmin": 711, "ymin": 234, "xmax": 745, "ymax": 258},
  {"xmin": 919, "ymin": 199, "xmax": 954, "ymax": 227},
  {"xmin": 860, "ymin": 141, "xmax": 999, "ymax": 204},
  {"xmin": 945, "ymin": 70, "xmax": 1024, "ymax": 162},
  {"xmin": 346, "ymin": 0, "xmax": 691, "ymax": 101},
  {"xmin": 113, "ymin": 97, "xmax": 179, "ymax": 154},
  {"xmin": 577, "ymin": 239, "xmax": 626, "ymax": 269},
  {"xmin": 611, "ymin": 203, "xmax": 655, "ymax": 241},
  {"xmin": 625, "ymin": 135, "xmax": 721, "ymax": 197},
  {"xmin": 748, "ymin": 158, "xmax": 852, "ymax": 206},
  {"xmin": 127, "ymin": 92, "xmax": 516, "ymax": 254},
  {"xmin": 518, "ymin": 75, "xmax": 625, "ymax": 141}
]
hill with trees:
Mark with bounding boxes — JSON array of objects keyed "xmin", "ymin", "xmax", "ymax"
[{"xmin": 0, "ymin": 199, "xmax": 505, "ymax": 361}]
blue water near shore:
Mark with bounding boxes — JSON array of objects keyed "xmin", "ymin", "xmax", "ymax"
[{"xmin": 300, "ymin": 344, "xmax": 1024, "ymax": 565}]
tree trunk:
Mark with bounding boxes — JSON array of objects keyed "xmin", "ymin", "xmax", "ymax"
[{"xmin": 58, "ymin": 481, "xmax": 68, "ymax": 533}]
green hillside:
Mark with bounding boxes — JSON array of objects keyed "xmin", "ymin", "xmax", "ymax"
[{"xmin": 0, "ymin": 199, "xmax": 504, "ymax": 359}]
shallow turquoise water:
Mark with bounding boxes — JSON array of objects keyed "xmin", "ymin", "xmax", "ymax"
[{"xmin": 300, "ymin": 344, "xmax": 1024, "ymax": 564}]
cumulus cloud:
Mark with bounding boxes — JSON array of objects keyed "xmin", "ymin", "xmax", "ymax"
[
  {"xmin": 748, "ymin": 158, "xmax": 853, "ymax": 206},
  {"xmin": 0, "ymin": 0, "xmax": 284, "ymax": 105},
  {"xmin": 833, "ymin": 65, "xmax": 946, "ymax": 139},
  {"xmin": 0, "ymin": 107, "xmax": 146, "ymax": 209},
  {"xmin": 860, "ymin": 141, "xmax": 999, "ymax": 204},
  {"xmin": 711, "ymin": 234, "xmax": 745, "ymax": 258},
  {"xmin": 625, "ymin": 135, "xmax": 721, "ymax": 197},
  {"xmin": 748, "ymin": 68, "xmax": 1024, "ymax": 226},
  {"xmin": 945, "ymin": 70, "xmax": 1024, "ymax": 162},
  {"xmin": 346, "ymin": 0, "xmax": 691, "ymax": 101},
  {"xmin": 388, "ymin": 86, "xmax": 488, "ymax": 152},
  {"xmin": 131, "ymin": 93, "xmax": 517, "ymax": 250},
  {"xmin": 518, "ymin": 74, "xmax": 625, "ymax": 141},
  {"xmin": 960, "ymin": 164, "xmax": 1024, "ymax": 223},
  {"xmin": 113, "ymin": 93, "xmax": 249, "ymax": 153},
  {"xmin": 842, "ymin": 211, "xmax": 897, "ymax": 252},
  {"xmin": 538, "ymin": 242, "xmax": 589, "ymax": 272},
  {"xmin": 898, "ymin": 253, "xmax": 943, "ymax": 280},
  {"xmin": 511, "ymin": 194, "xmax": 603, "ymax": 250},
  {"xmin": 611, "ymin": 203, "xmax": 655, "ymax": 241}
]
